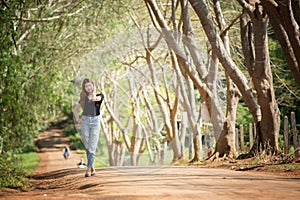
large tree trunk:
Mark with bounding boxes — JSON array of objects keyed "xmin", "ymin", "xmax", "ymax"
[
  {"xmin": 181, "ymin": 0, "xmax": 225, "ymax": 141},
  {"xmin": 240, "ymin": 4, "xmax": 280, "ymax": 154},
  {"xmin": 215, "ymin": 74, "xmax": 240, "ymax": 157},
  {"xmin": 292, "ymin": 0, "xmax": 300, "ymax": 25},
  {"xmin": 180, "ymin": 0, "xmax": 208, "ymax": 161},
  {"xmin": 213, "ymin": 0, "xmax": 240, "ymax": 157},
  {"xmin": 252, "ymin": 16, "xmax": 280, "ymax": 154},
  {"xmin": 261, "ymin": 0, "xmax": 300, "ymax": 86}
]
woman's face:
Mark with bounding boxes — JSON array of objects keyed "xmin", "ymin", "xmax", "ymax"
[{"xmin": 84, "ymin": 82, "xmax": 94, "ymax": 94}]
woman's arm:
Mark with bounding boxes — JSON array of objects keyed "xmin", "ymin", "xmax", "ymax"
[
  {"xmin": 93, "ymin": 93, "xmax": 104, "ymax": 102},
  {"xmin": 99, "ymin": 93, "xmax": 104, "ymax": 102},
  {"xmin": 73, "ymin": 103, "xmax": 82, "ymax": 124}
]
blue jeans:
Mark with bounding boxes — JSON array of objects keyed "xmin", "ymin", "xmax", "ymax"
[{"xmin": 81, "ymin": 115, "xmax": 101, "ymax": 167}]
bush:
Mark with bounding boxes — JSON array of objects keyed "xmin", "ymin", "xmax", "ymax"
[{"xmin": 0, "ymin": 153, "xmax": 32, "ymax": 189}]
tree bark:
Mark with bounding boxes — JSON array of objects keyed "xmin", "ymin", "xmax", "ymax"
[
  {"xmin": 261, "ymin": 0, "xmax": 300, "ymax": 86},
  {"xmin": 188, "ymin": 0, "xmax": 261, "ymax": 125},
  {"xmin": 146, "ymin": 48, "xmax": 183, "ymax": 161},
  {"xmin": 239, "ymin": 2, "xmax": 280, "ymax": 154},
  {"xmin": 213, "ymin": 0, "xmax": 240, "ymax": 157}
]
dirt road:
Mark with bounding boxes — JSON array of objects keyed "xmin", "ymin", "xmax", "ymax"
[{"xmin": 1, "ymin": 127, "xmax": 300, "ymax": 200}]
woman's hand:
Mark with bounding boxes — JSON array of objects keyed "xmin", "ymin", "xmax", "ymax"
[
  {"xmin": 92, "ymin": 96, "xmax": 101, "ymax": 101},
  {"xmin": 76, "ymin": 118, "xmax": 82, "ymax": 124},
  {"xmin": 75, "ymin": 118, "xmax": 82, "ymax": 124},
  {"xmin": 73, "ymin": 103, "xmax": 82, "ymax": 124}
]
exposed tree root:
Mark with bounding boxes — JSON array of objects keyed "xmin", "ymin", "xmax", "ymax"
[
  {"xmin": 172, "ymin": 156, "xmax": 188, "ymax": 165},
  {"xmin": 189, "ymin": 156, "xmax": 202, "ymax": 163},
  {"xmin": 206, "ymin": 151, "xmax": 236, "ymax": 162},
  {"xmin": 188, "ymin": 151, "xmax": 237, "ymax": 165},
  {"xmin": 189, "ymin": 151, "xmax": 299, "ymax": 177}
]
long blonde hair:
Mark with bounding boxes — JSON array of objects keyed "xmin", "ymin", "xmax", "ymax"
[{"xmin": 80, "ymin": 78, "xmax": 95, "ymax": 109}]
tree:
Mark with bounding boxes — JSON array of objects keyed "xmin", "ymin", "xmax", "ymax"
[
  {"xmin": 188, "ymin": 0, "xmax": 283, "ymax": 156},
  {"xmin": 238, "ymin": 0, "xmax": 280, "ymax": 154},
  {"xmin": 0, "ymin": 0, "xmax": 130, "ymax": 187},
  {"xmin": 145, "ymin": 0, "xmax": 234, "ymax": 161},
  {"xmin": 187, "ymin": 0, "xmax": 263, "ymax": 157},
  {"xmin": 262, "ymin": 0, "xmax": 300, "ymax": 86},
  {"xmin": 213, "ymin": 0, "xmax": 240, "ymax": 158}
]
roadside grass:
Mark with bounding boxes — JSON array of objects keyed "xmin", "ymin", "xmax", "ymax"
[
  {"xmin": 0, "ymin": 152, "xmax": 40, "ymax": 189},
  {"xmin": 269, "ymin": 163, "xmax": 300, "ymax": 171},
  {"xmin": 285, "ymin": 163, "xmax": 300, "ymax": 170},
  {"xmin": 16, "ymin": 152, "xmax": 40, "ymax": 174}
]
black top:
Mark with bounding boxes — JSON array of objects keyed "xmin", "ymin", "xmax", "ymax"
[{"xmin": 82, "ymin": 93, "xmax": 104, "ymax": 116}]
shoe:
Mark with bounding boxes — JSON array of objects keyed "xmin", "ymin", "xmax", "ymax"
[
  {"xmin": 85, "ymin": 170, "xmax": 91, "ymax": 177},
  {"xmin": 91, "ymin": 167, "xmax": 96, "ymax": 176}
]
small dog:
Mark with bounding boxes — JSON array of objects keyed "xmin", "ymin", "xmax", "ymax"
[
  {"xmin": 77, "ymin": 158, "xmax": 86, "ymax": 168},
  {"xmin": 63, "ymin": 146, "xmax": 70, "ymax": 159}
]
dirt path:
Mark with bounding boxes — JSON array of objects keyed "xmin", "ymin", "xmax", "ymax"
[
  {"xmin": 1, "ymin": 127, "xmax": 300, "ymax": 200},
  {"xmin": 34, "ymin": 127, "xmax": 85, "ymax": 173}
]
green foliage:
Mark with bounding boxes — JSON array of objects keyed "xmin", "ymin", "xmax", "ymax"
[
  {"xmin": 236, "ymin": 104, "xmax": 253, "ymax": 125},
  {"xmin": 1, "ymin": 2, "xmax": 73, "ymax": 155},
  {"xmin": 283, "ymin": 163, "xmax": 300, "ymax": 170},
  {"xmin": 16, "ymin": 152, "xmax": 40, "ymax": 174},
  {"xmin": 68, "ymin": 133, "xmax": 85, "ymax": 150},
  {"xmin": 269, "ymin": 37, "xmax": 300, "ymax": 118},
  {"xmin": 0, "ymin": 0, "xmax": 133, "ymax": 189},
  {"xmin": 56, "ymin": 115, "xmax": 85, "ymax": 150},
  {"xmin": 278, "ymin": 134, "xmax": 285, "ymax": 150},
  {"xmin": 236, "ymin": 104, "xmax": 254, "ymax": 145},
  {"xmin": 0, "ymin": 169, "xmax": 29, "ymax": 189},
  {"xmin": 0, "ymin": 153, "xmax": 33, "ymax": 189},
  {"xmin": 94, "ymin": 158, "xmax": 109, "ymax": 168}
]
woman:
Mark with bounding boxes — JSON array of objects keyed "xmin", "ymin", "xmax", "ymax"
[{"xmin": 73, "ymin": 78, "xmax": 104, "ymax": 177}]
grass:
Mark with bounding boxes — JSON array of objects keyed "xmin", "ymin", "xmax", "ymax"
[
  {"xmin": 279, "ymin": 163, "xmax": 300, "ymax": 171},
  {"xmin": 16, "ymin": 152, "xmax": 40, "ymax": 174},
  {"xmin": 0, "ymin": 152, "xmax": 40, "ymax": 189}
]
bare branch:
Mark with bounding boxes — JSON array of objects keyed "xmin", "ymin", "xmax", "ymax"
[
  {"xmin": 1, "ymin": 0, "xmax": 9, "ymax": 9},
  {"xmin": 10, "ymin": 7, "xmax": 84, "ymax": 22}
]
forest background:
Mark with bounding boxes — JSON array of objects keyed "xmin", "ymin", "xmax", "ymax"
[{"xmin": 1, "ymin": 0, "xmax": 300, "ymax": 189}]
